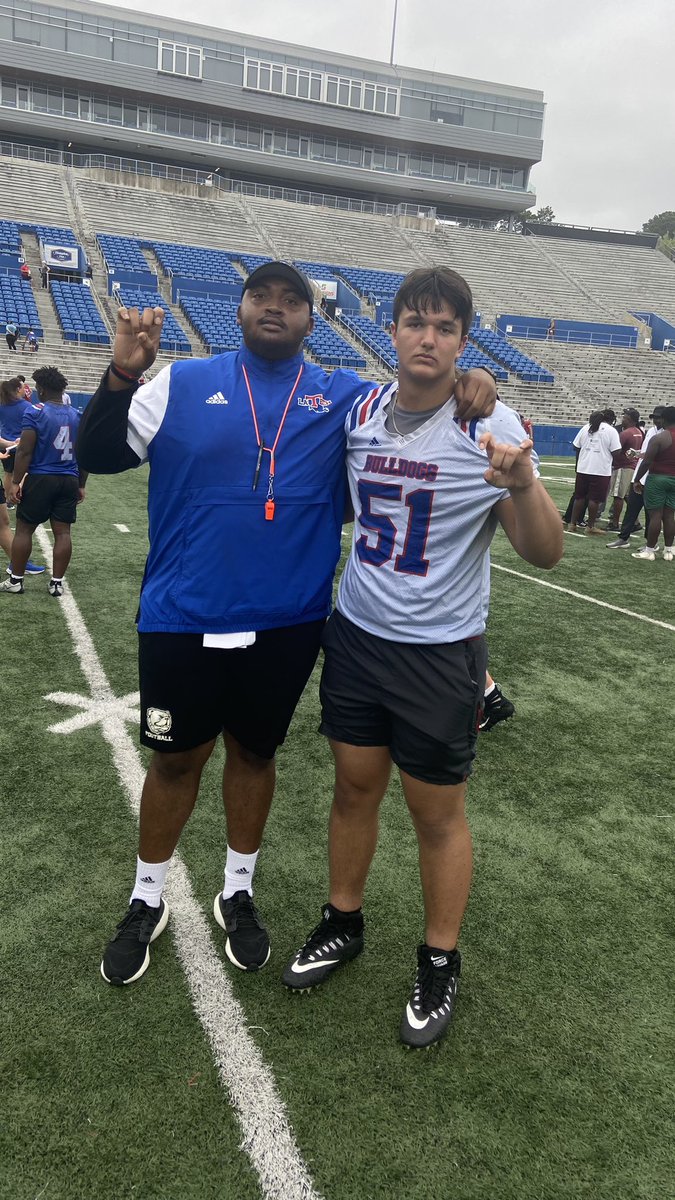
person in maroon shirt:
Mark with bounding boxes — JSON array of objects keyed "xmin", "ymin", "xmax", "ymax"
[
  {"xmin": 607, "ymin": 408, "xmax": 644, "ymax": 530},
  {"xmin": 632, "ymin": 406, "xmax": 675, "ymax": 561}
]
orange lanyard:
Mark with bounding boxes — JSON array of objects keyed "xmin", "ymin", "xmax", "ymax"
[{"xmin": 242, "ymin": 362, "xmax": 304, "ymax": 521}]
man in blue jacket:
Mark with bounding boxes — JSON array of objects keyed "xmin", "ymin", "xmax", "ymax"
[{"xmin": 76, "ymin": 262, "xmax": 497, "ymax": 987}]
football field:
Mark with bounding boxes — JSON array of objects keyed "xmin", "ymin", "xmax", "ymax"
[{"xmin": 2, "ymin": 459, "xmax": 674, "ymax": 1200}]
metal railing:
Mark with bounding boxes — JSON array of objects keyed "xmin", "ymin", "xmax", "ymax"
[
  {"xmin": 0, "ymin": 140, "xmax": 443, "ymax": 220},
  {"xmin": 509, "ymin": 325, "xmax": 638, "ymax": 349}
]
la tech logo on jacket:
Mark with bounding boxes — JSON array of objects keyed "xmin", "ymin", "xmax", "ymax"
[{"xmin": 297, "ymin": 393, "xmax": 331, "ymax": 412}]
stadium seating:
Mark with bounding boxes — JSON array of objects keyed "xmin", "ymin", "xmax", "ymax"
[
  {"xmin": 180, "ymin": 295, "xmax": 241, "ymax": 353},
  {"xmin": 116, "ymin": 286, "xmax": 191, "ymax": 352},
  {"xmin": 293, "ymin": 260, "xmax": 338, "ymax": 282},
  {"xmin": 150, "ymin": 241, "xmax": 242, "ymax": 284},
  {"xmin": 237, "ymin": 253, "xmax": 272, "ymax": 275},
  {"xmin": 471, "ymin": 329, "xmax": 554, "ymax": 383},
  {"xmin": 338, "ymin": 266, "xmax": 404, "ymax": 304},
  {"xmin": 29, "ymin": 224, "xmax": 79, "ymax": 247},
  {"xmin": 0, "ymin": 276, "xmax": 43, "ymax": 337},
  {"xmin": 0, "ymin": 220, "xmax": 21, "ymax": 253},
  {"xmin": 306, "ymin": 314, "xmax": 366, "ymax": 369},
  {"xmin": 50, "ymin": 281, "xmax": 109, "ymax": 345},
  {"xmin": 339, "ymin": 312, "xmax": 509, "ymax": 380},
  {"xmin": 340, "ymin": 313, "xmax": 397, "ymax": 369},
  {"xmin": 97, "ymin": 234, "xmax": 151, "ymax": 274}
]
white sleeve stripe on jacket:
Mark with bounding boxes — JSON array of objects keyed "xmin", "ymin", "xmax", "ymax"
[{"xmin": 127, "ymin": 364, "xmax": 172, "ymax": 464}]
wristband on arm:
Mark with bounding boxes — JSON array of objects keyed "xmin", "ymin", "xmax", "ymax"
[{"xmin": 109, "ymin": 362, "xmax": 141, "ymax": 384}]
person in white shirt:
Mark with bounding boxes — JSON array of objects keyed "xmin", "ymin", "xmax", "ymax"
[{"xmin": 568, "ymin": 412, "xmax": 621, "ymax": 534}]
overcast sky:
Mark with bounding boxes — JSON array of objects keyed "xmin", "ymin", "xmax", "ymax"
[{"xmin": 110, "ymin": 0, "xmax": 674, "ymax": 231}]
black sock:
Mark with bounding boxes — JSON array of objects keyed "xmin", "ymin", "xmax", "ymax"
[{"xmin": 325, "ymin": 902, "xmax": 363, "ymax": 926}]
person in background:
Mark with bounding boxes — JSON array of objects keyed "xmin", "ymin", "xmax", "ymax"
[
  {"xmin": 16, "ymin": 375, "xmax": 32, "ymax": 402},
  {"xmin": 0, "ymin": 376, "xmax": 45, "ymax": 575},
  {"xmin": 567, "ymin": 411, "xmax": 620, "ymax": 534},
  {"xmin": 0, "ymin": 366, "xmax": 85, "ymax": 598},
  {"xmin": 607, "ymin": 407, "xmax": 666, "ymax": 549},
  {"xmin": 631, "ymin": 406, "xmax": 675, "ymax": 562},
  {"xmin": 606, "ymin": 408, "xmax": 643, "ymax": 531},
  {"xmin": 21, "ymin": 329, "xmax": 38, "ymax": 353},
  {"xmin": 5, "ymin": 320, "xmax": 18, "ymax": 351},
  {"xmin": 19, "ymin": 261, "xmax": 31, "ymax": 282}
]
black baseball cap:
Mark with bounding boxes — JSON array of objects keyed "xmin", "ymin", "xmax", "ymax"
[
  {"xmin": 242, "ymin": 261, "xmax": 314, "ymax": 309},
  {"xmin": 622, "ymin": 407, "xmax": 640, "ymax": 423},
  {"xmin": 649, "ymin": 405, "xmax": 666, "ymax": 418}
]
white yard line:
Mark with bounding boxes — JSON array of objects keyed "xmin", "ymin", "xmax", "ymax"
[
  {"xmin": 113, "ymin": 523, "xmax": 130, "ymax": 533},
  {"xmin": 35, "ymin": 526, "xmax": 321, "ymax": 1200},
  {"xmin": 491, "ymin": 561, "xmax": 675, "ymax": 632},
  {"xmin": 540, "ymin": 475, "xmax": 575, "ymax": 484}
]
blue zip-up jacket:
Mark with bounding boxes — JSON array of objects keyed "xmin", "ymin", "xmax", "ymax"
[{"xmin": 77, "ymin": 347, "xmax": 374, "ymax": 634}]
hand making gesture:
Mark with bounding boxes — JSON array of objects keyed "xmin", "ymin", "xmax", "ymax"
[
  {"xmin": 479, "ymin": 433, "xmax": 535, "ymax": 491},
  {"xmin": 111, "ymin": 305, "xmax": 165, "ymax": 381}
]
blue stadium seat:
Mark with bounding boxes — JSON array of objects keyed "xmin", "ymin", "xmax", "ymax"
[
  {"xmin": 50, "ymin": 281, "xmax": 109, "ymax": 346},
  {"xmin": 180, "ymin": 295, "xmax": 242, "ymax": 354},
  {"xmin": 117, "ymin": 286, "xmax": 191, "ymax": 353},
  {"xmin": 0, "ymin": 276, "xmax": 43, "ymax": 339},
  {"xmin": 97, "ymin": 234, "xmax": 150, "ymax": 274},
  {"xmin": 150, "ymin": 241, "xmax": 242, "ymax": 284},
  {"xmin": 471, "ymin": 329, "xmax": 554, "ymax": 384}
]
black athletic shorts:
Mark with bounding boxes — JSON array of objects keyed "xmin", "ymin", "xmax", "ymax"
[
  {"xmin": 138, "ymin": 620, "xmax": 325, "ymax": 758},
  {"xmin": 319, "ymin": 610, "xmax": 487, "ymax": 786},
  {"xmin": 17, "ymin": 473, "xmax": 79, "ymax": 526}
]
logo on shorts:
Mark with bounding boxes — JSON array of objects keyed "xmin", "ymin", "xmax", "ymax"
[{"xmin": 146, "ymin": 707, "xmax": 173, "ymax": 738}]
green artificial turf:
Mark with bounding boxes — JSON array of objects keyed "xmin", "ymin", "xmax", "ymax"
[{"xmin": 1, "ymin": 464, "xmax": 673, "ymax": 1200}]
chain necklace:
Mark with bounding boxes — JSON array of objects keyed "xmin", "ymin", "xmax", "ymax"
[{"xmin": 389, "ymin": 391, "xmax": 405, "ymax": 437}]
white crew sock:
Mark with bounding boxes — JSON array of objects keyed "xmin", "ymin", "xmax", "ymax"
[
  {"xmin": 130, "ymin": 855, "xmax": 171, "ymax": 908},
  {"xmin": 223, "ymin": 846, "xmax": 259, "ymax": 899},
  {"xmin": 484, "ymin": 681, "xmax": 497, "ymax": 698}
]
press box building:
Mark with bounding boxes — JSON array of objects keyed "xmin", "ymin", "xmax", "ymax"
[{"xmin": 0, "ymin": 0, "xmax": 544, "ymax": 220}]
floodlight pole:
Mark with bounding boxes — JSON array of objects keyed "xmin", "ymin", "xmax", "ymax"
[{"xmin": 389, "ymin": 0, "xmax": 398, "ymax": 65}]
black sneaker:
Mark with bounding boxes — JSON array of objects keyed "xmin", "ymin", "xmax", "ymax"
[
  {"xmin": 478, "ymin": 683, "xmax": 515, "ymax": 732},
  {"xmin": 213, "ymin": 890, "xmax": 270, "ymax": 971},
  {"xmin": 282, "ymin": 904, "xmax": 364, "ymax": 991},
  {"xmin": 100, "ymin": 897, "xmax": 169, "ymax": 985},
  {"xmin": 400, "ymin": 944, "xmax": 461, "ymax": 1049}
]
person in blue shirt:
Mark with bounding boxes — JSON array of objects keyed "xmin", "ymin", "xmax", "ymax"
[
  {"xmin": 1, "ymin": 365, "xmax": 86, "ymax": 598},
  {"xmin": 75, "ymin": 261, "xmax": 498, "ymax": 988},
  {"xmin": 0, "ymin": 376, "xmax": 46, "ymax": 576}
]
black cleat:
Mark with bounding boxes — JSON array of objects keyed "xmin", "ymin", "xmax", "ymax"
[
  {"xmin": 478, "ymin": 683, "xmax": 515, "ymax": 732},
  {"xmin": 101, "ymin": 897, "xmax": 169, "ymax": 985},
  {"xmin": 48, "ymin": 579, "xmax": 64, "ymax": 597},
  {"xmin": 282, "ymin": 905, "xmax": 364, "ymax": 991},
  {"xmin": 400, "ymin": 944, "xmax": 461, "ymax": 1049},
  {"xmin": 214, "ymin": 890, "xmax": 270, "ymax": 971}
]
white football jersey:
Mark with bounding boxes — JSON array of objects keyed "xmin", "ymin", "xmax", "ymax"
[{"xmin": 338, "ymin": 385, "xmax": 538, "ymax": 643}]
